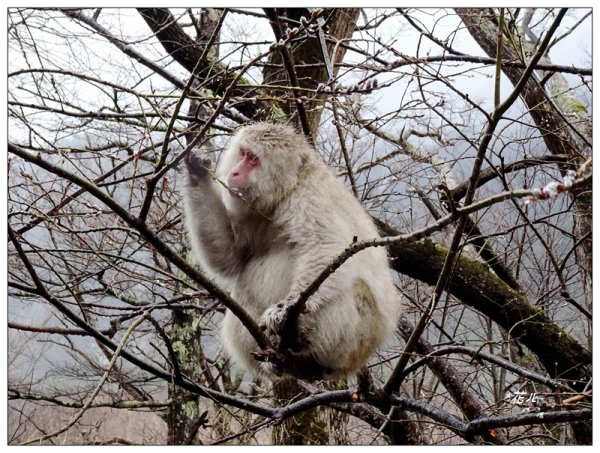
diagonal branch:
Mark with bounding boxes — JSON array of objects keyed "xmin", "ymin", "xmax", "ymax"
[{"xmin": 8, "ymin": 143, "xmax": 270, "ymax": 351}]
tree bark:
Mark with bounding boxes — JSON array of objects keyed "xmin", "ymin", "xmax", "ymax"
[{"xmin": 166, "ymin": 309, "xmax": 206, "ymax": 444}]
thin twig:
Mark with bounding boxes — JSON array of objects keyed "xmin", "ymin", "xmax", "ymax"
[
  {"xmin": 383, "ymin": 9, "xmax": 569, "ymax": 395},
  {"xmin": 139, "ymin": 9, "xmax": 229, "ymax": 221},
  {"xmin": 21, "ymin": 313, "xmax": 148, "ymax": 445}
]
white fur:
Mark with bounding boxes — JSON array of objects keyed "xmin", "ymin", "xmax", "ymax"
[{"xmin": 183, "ymin": 123, "xmax": 401, "ymax": 380}]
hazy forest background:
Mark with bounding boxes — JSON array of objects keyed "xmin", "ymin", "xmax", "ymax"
[{"xmin": 6, "ymin": 7, "xmax": 592, "ymax": 445}]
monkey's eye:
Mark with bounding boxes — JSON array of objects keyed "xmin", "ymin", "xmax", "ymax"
[{"xmin": 248, "ymin": 153, "xmax": 260, "ymax": 166}]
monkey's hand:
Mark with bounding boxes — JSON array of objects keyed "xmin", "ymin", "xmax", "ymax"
[{"xmin": 185, "ymin": 149, "xmax": 213, "ymax": 184}]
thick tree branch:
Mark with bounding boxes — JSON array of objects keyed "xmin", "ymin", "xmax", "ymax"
[{"xmin": 379, "ymin": 220, "xmax": 591, "ymax": 389}]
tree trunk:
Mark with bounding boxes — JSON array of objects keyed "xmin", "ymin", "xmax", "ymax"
[
  {"xmin": 263, "ymin": 8, "xmax": 361, "ymax": 136},
  {"xmin": 166, "ymin": 309, "xmax": 205, "ymax": 444},
  {"xmin": 271, "ymin": 379, "xmax": 332, "ymax": 445},
  {"xmin": 262, "ymin": 9, "xmax": 360, "ymax": 445},
  {"xmin": 166, "ymin": 9, "xmax": 221, "ymax": 445}
]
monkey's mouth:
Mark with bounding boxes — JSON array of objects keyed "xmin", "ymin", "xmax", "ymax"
[
  {"xmin": 231, "ymin": 188, "xmax": 246, "ymax": 198},
  {"xmin": 227, "ymin": 185, "xmax": 250, "ymax": 200},
  {"xmin": 227, "ymin": 184, "xmax": 248, "ymax": 198}
]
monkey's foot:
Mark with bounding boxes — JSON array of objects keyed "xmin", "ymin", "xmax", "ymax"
[
  {"xmin": 259, "ymin": 297, "xmax": 309, "ymax": 353},
  {"xmin": 258, "ymin": 304, "xmax": 287, "ymax": 348}
]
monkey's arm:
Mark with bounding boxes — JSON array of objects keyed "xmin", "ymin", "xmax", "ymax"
[{"xmin": 183, "ymin": 151, "xmax": 243, "ymax": 276}]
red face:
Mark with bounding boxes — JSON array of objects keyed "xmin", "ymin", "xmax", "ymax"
[{"xmin": 227, "ymin": 147, "xmax": 261, "ymax": 191}]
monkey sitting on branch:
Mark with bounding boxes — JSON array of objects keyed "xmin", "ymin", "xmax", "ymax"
[{"xmin": 183, "ymin": 122, "xmax": 400, "ymax": 381}]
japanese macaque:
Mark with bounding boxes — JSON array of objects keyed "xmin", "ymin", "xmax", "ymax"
[{"xmin": 183, "ymin": 123, "xmax": 400, "ymax": 380}]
